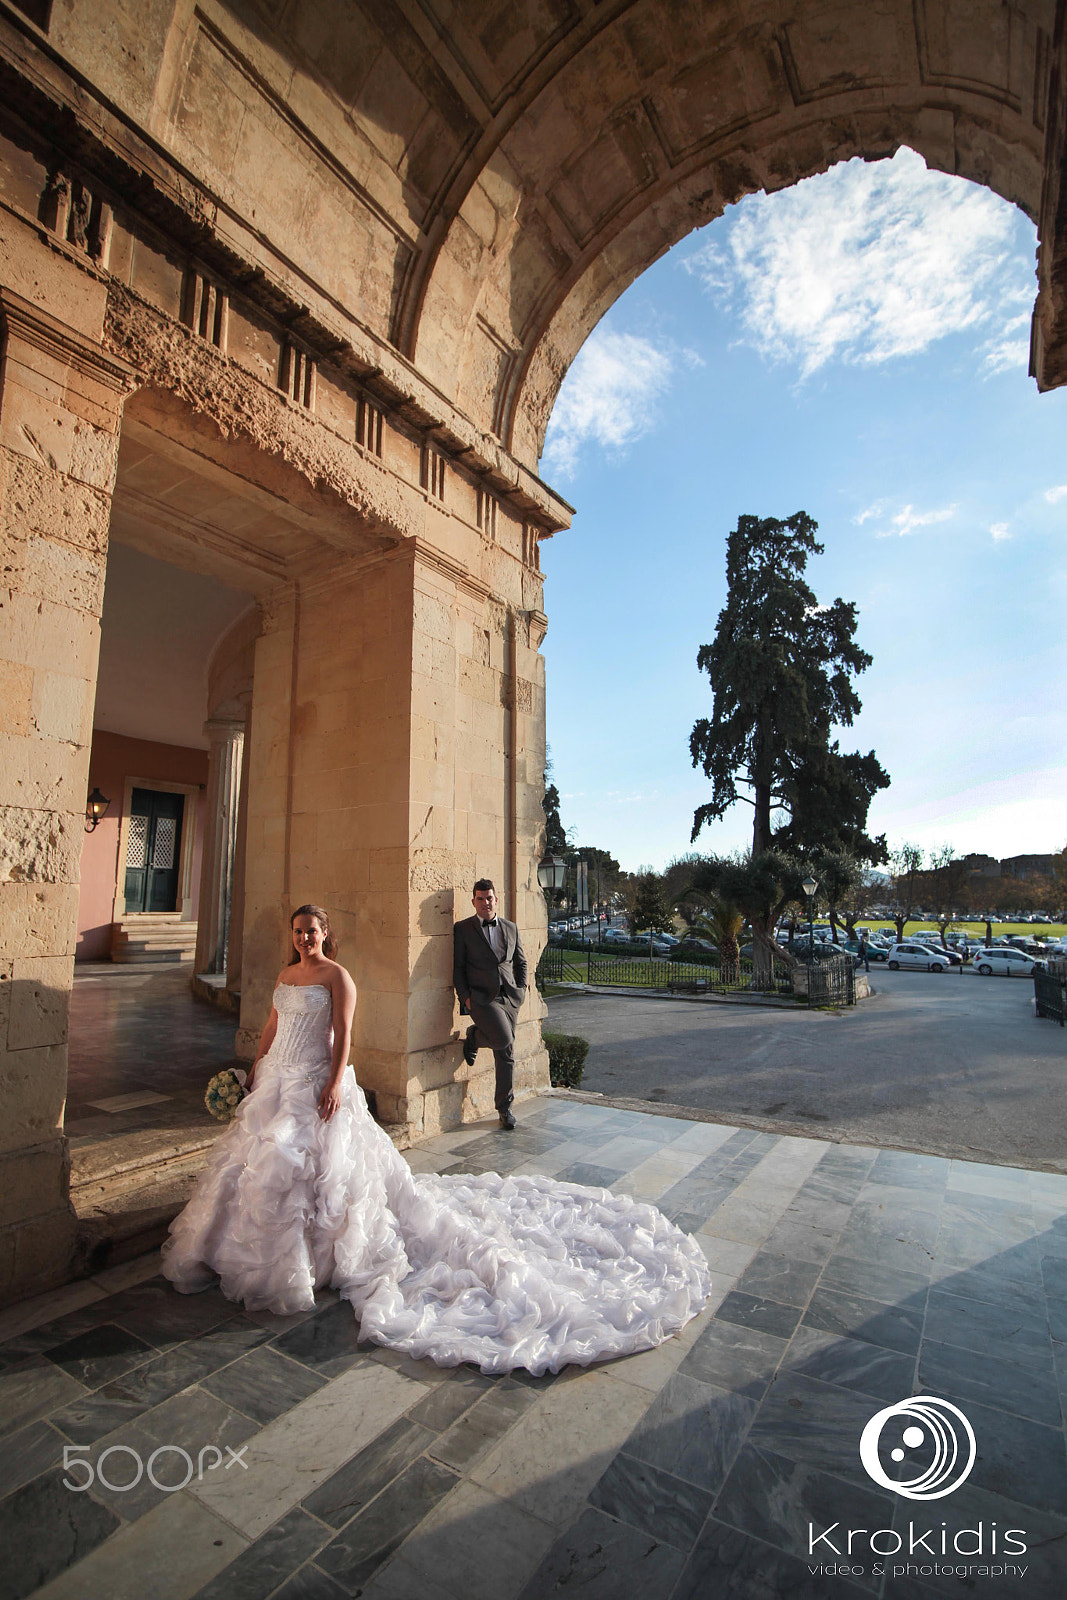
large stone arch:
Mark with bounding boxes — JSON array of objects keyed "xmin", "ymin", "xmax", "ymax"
[{"xmin": 404, "ymin": 0, "xmax": 1059, "ymax": 465}]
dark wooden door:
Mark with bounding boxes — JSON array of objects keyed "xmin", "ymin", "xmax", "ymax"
[{"xmin": 124, "ymin": 789, "xmax": 184, "ymax": 913}]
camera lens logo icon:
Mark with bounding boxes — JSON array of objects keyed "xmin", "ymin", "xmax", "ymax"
[{"xmin": 859, "ymin": 1396, "xmax": 976, "ymax": 1500}]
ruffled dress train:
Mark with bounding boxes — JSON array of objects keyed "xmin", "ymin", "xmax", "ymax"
[{"xmin": 161, "ymin": 983, "xmax": 710, "ymax": 1375}]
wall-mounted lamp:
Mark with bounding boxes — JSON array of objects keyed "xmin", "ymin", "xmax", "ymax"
[{"xmin": 85, "ymin": 786, "xmax": 110, "ymax": 832}]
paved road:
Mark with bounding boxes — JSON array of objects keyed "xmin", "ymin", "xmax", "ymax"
[{"xmin": 546, "ymin": 967, "xmax": 1067, "ymax": 1171}]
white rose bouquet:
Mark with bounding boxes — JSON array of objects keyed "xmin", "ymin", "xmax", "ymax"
[{"xmin": 205, "ymin": 1067, "xmax": 249, "ymax": 1122}]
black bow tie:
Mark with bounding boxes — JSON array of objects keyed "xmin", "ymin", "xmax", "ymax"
[{"xmin": 482, "ymin": 918, "xmax": 498, "ymax": 928}]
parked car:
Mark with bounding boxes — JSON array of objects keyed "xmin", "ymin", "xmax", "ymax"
[
  {"xmin": 972, "ymin": 948, "xmax": 1047, "ymax": 977},
  {"xmin": 844, "ymin": 938, "xmax": 888, "ymax": 963},
  {"xmin": 885, "ymin": 943, "xmax": 953, "ymax": 972}
]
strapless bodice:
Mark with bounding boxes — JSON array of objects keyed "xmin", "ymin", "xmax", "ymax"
[{"xmin": 268, "ymin": 982, "xmax": 332, "ymax": 1072}]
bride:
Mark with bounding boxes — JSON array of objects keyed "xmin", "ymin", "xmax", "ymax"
[{"xmin": 162, "ymin": 904, "xmax": 710, "ymax": 1375}]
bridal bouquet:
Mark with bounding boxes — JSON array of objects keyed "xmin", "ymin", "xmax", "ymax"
[{"xmin": 205, "ymin": 1068, "xmax": 248, "ymax": 1122}]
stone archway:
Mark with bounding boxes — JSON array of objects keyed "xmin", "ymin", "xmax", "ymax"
[
  {"xmin": 1, "ymin": 0, "xmax": 1066, "ymax": 1304},
  {"xmin": 401, "ymin": 0, "xmax": 1062, "ymax": 464}
]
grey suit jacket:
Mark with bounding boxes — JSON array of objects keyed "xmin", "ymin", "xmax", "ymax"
[{"xmin": 453, "ymin": 915, "xmax": 528, "ymax": 1010}]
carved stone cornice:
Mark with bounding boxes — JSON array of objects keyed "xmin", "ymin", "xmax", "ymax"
[{"xmin": 0, "ymin": 285, "xmax": 137, "ymax": 391}]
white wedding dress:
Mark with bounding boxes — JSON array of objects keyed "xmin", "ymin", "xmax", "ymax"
[{"xmin": 161, "ymin": 983, "xmax": 710, "ymax": 1374}]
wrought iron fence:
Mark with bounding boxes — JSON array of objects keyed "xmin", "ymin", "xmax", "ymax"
[
  {"xmin": 535, "ymin": 945, "xmax": 588, "ymax": 986},
  {"xmin": 805, "ymin": 953, "xmax": 857, "ymax": 1007},
  {"xmin": 1035, "ymin": 965, "xmax": 1066, "ymax": 1026},
  {"xmin": 535, "ymin": 946, "xmax": 794, "ymax": 997}
]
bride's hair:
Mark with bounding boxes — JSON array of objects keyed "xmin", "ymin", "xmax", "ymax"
[{"xmin": 288, "ymin": 903, "xmax": 337, "ymax": 962}]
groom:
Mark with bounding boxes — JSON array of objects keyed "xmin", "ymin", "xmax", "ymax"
[{"xmin": 453, "ymin": 878, "xmax": 527, "ymax": 1129}]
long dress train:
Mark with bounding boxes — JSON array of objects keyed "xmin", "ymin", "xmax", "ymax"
[{"xmin": 161, "ymin": 983, "xmax": 710, "ymax": 1375}]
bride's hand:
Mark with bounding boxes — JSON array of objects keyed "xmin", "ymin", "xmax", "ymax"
[{"xmin": 318, "ymin": 1081, "xmax": 342, "ymax": 1121}]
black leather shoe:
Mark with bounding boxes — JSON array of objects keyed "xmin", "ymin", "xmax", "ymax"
[
  {"xmin": 462, "ymin": 1027, "xmax": 478, "ymax": 1067},
  {"xmin": 498, "ymin": 1108, "xmax": 516, "ymax": 1130}
]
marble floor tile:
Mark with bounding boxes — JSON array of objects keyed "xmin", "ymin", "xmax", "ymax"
[
  {"xmin": 868, "ymin": 1149, "xmax": 950, "ymax": 1194},
  {"xmin": 918, "ymin": 1338, "xmax": 1060, "ymax": 1425},
  {"xmin": 780, "ymin": 1324, "xmax": 916, "ymax": 1404},
  {"xmin": 396, "ymin": 1478, "xmax": 557, "ymax": 1600},
  {"xmin": 239, "ymin": 1563, "xmax": 349, "ymax": 1598},
  {"xmin": 200, "ymin": 1343, "xmax": 328, "ymax": 1426},
  {"xmin": 714, "ymin": 1441, "xmax": 895, "ymax": 1587},
  {"xmin": 746, "ymin": 1371, "xmax": 892, "ymax": 1480},
  {"xmin": 468, "ymin": 1369, "xmax": 651, "ymax": 1526},
  {"xmin": 426, "ymin": 1382, "xmax": 536, "ymax": 1474},
  {"xmin": 0, "ymin": 1356, "xmax": 87, "ymax": 1437},
  {"xmin": 735, "ymin": 1253, "xmax": 824, "ymax": 1310},
  {"xmin": 924, "ymin": 1284, "xmax": 1055, "ymax": 1365},
  {"xmin": 693, "ymin": 1236, "xmax": 759, "ymax": 1277},
  {"xmin": 589, "ymin": 1449, "xmax": 714, "ymax": 1550},
  {"xmin": 624, "ymin": 1371, "xmax": 757, "ymax": 1493},
  {"xmin": 889, "ymin": 1475, "xmax": 1067, "ymax": 1600},
  {"xmin": 0, "ymin": 1464, "xmax": 121, "ymax": 1600},
  {"xmin": 715, "ymin": 1290, "xmax": 802, "ymax": 1342},
  {"xmin": 517, "ymin": 1506, "xmax": 685, "ymax": 1600},
  {"xmin": 314, "ymin": 1456, "xmax": 459, "ymax": 1592},
  {"xmin": 402, "ymin": 1370, "xmax": 495, "ymax": 1433},
  {"xmin": 757, "ymin": 1219, "xmax": 841, "ymax": 1266},
  {"xmin": 679, "ymin": 1316, "xmax": 789, "ymax": 1399},
  {"xmin": 0, "ymin": 1280, "xmax": 107, "ymax": 1347},
  {"xmin": 554, "ymin": 1160, "xmax": 626, "ymax": 1188},
  {"xmin": 43, "ymin": 1324, "xmax": 158, "ymax": 1392},
  {"xmin": 345, "ymin": 1554, "xmax": 458, "ymax": 1600},
  {"xmin": 188, "ymin": 1361, "xmax": 424, "ymax": 1538},
  {"xmin": 673, "ymin": 1517, "xmax": 869, "ymax": 1600},
  {"xmin": 802, "ymin": 1285, "xmax": 926, "ymax": 1357},
  {"xmin": 818, "ymin": 1252, "xmax": 931, "ymax": 1307},
  {"xmin": 302, "ymin": 1416, "xmax": 436, "ymax": 1529},
  {"xmin": 668, "ymin": 1122, "xmax": 740, "ymax": 1156},
  {"xmin": 31, "ymin": 1487, "xmax": 247, "ymax": 1600},
  {"xmin": 189, "ymin": 1507, "xmax": 332, "ymax": 1600},
  {"xmin": 270, "ymin": 1302, "xmax": 370, "ymax": 1380},
  {"xmin": 933, "ymin": 1393, "xmax": 1067, "ymax": 1517}
]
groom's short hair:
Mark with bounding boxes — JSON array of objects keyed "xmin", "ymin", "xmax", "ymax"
[{"xmin": 473, "ymin": 878, "xmax": 495, "ymax": 894}]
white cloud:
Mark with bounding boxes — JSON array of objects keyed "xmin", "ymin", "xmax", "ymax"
[
  {"xmin": 685, "ymin": 147, "xmax": 1033, "ymax": 378},
  {"xmin": 854, "ymin": 501, "xmax": 887, "ymax": 525},
  {"xmin": 542, "ymin": 331, "xmax": 677, "ymax": 476},
  {"xmin": 1045, "ymin": 485, "xmax": 1067, "ymax": 503},
  {"xmin": 871, "ymin": 503, "xmax": 958, "ymax": 539},
  {"xmin": 990, "ymin": 521, "xmax": 1012, "ymax": 542}
]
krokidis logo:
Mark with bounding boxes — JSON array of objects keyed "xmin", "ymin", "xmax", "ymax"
[{"xmin": 859, "ymin": 1396, "xmax": 976, "ymax": 1500}]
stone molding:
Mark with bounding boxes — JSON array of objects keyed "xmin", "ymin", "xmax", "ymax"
[{"xmin": 0, "ymin": 284, "xmax": 136, "ymax": 393}]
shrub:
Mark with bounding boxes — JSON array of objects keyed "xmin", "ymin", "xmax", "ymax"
[{"xmin": 542, "ymin": 1031, "xmax": 590, "ymax": 1089}]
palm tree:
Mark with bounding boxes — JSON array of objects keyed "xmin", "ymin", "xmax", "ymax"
[{"xmin": 693, "ymin": 898, "xmax": 745, "ymax": 987}]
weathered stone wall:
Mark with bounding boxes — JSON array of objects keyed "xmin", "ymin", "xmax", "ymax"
[{"xmin": 0, "ymin": 230, "xmax": 134, "ymax": 1298}]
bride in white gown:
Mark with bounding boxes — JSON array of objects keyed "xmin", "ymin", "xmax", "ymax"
[{"xmin": 162, "ymin": 905, "xmax": 710, "ymax": 1375}]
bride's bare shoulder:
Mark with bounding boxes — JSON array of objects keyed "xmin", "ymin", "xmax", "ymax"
[{"xmin": 324, "ymin": 958, "xmax": 356, "ymax": 995}]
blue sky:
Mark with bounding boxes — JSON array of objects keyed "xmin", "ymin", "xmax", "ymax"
[{"xmin": 538, "ymin": 149, "xmax": 1067, "ymax": 874}]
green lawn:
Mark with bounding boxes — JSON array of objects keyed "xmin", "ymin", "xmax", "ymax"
[{"xmin": 853, "ymin": 920, "xmax": 1066, "ymax": 940}]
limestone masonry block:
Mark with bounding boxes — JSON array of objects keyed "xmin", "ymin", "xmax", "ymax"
[
  {"xmin": 8, "ymin": 954, "xmax": 74, "ymax": 1050},
  {"xmin": 0, "ymin": 1139, "xmax": 70, "ymax": 1229},
  {"xmin": 0, "ymin": 805, "xmax": 80, "ymax": 885},
  {"xmin": 0, "ymin": 730, "xmax": 90, "ymax": 813},
  {"xmin": 32, "ymin": 669, "xmax": 93, "ymax": 745},
  {"xmin": 0, "ymin": 660, "xmax": 32, "ymax": 734},
  {"xmin": 0, "ymin": 1039, "xmax": 67, "ymax": 1154},
  {"xmin": 0, "ymin": 881, "xmax": 79, "ymax": 959}
]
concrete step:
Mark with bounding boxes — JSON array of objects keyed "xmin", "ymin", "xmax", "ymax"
[{"xmin": 112, "ymin": 917, "xmax": 198, "ymax": 964}]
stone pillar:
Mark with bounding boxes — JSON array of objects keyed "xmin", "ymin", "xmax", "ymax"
[
  {"xmin": 0, "ymin": 276, "xmax": 134, "ymax": 1303},
  {"xmin": 194, "ymin": 718, "xmax": 245, "ymax": 976},
  {"xmin": 234, "ymin": 540, "xmax": 550, "ymax": 1138},
  {"xmin": 225, "ymin": 693, "xmax": 253, "ymax": 994}
]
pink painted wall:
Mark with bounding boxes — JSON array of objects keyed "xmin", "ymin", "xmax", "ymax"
[{"xmin": 76, "ymin": 730, "xmax": 209, "ymax": 961}]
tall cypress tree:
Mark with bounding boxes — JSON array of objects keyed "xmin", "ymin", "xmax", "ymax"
[{"xmin": 689, "ymin": 511, "xmax": 888, "ymax": 858}]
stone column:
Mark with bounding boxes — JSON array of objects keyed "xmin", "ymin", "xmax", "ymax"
[
  {"xmin": 195, "ymin": 718, "xmax": 245, "ymax": 976},
  {"xmin": 0, "ymin": 276, "xmax": 135, "ymax": 1303},
  {"xmin": 225, "ymin": 693, "xmax": 253, "ymax": 995}
]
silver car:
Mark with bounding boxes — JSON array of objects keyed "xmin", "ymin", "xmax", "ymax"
[
  {"xmin": 973, "ymin": 948, "xmax": 1047, "ymax": 977},
  {"xmin": 886, "ymin": 943, "xmax": 952, "ymax": 972}
]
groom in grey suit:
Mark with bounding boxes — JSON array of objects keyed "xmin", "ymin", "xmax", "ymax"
[{"xmin": 453, "ymin": 878, "xmax": 527, "ymax": 1129}]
